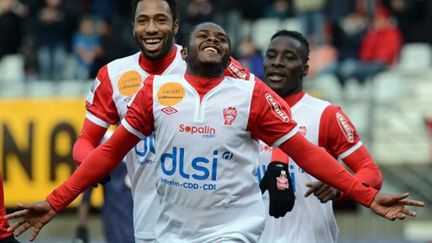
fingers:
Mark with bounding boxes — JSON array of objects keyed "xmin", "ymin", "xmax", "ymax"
[
  {"xmin": 319, "ymin": 190, "xmax": 335, "ymax": 203},
  {"xmin": 392, "ymin": 192, "xmax": 410, "ymax": 201},
  {"xmin": 30, "ymin": 227, "xmax": 41, "ymax": 242},
  {"xmin": 304, "ymin": 182, "xmax": 320, "ymax": 197},
  {"xmin": 5, "ymin": 209, "xmax": 30, "ymax": 220},
  {"xmin": 15, "ymin": 222, "xmax": 33, "ymax": 237},
  {"xmin": 7, "ymin": 218, "xmax": 26, "ymax": 232},
  {"xmin": 400, "ymin": 199, "xmax": 425, "ymax": 207}
]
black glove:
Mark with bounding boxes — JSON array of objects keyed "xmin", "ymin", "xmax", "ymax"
[
  {"xmin": 93, "ymin": 175, "xmax": 111, "ymax": 187},
  {"xmin": 260, "ymin": 161, "xmax": 295, "ymax": 218}
]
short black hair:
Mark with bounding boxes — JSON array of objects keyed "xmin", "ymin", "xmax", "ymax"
[
  {"xmin": 131, "ymin": 0, "xmax": 178, "ymax": 22},
  {"xmin": 270, "ymin": 30, "xmax": 310, "ymax": 64}
]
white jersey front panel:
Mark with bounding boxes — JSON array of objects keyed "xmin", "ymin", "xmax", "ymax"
[
  {"xmin": 152, "ymin": 75, "xmax": 265, "ymax": 243},
  {"xmin": 85, "ymin": 46, "xmax": 186, "ymax": 240},
  {"xmin": 259, "ymin": 94, "xmax": 339, "ymax": 243}
]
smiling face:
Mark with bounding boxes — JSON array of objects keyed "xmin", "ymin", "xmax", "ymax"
[
  {"xmin": 184, "ymin": 23, "xmax": 231, "ymax": 76},
  {"xmin": 264, "ymin": 35, "xmax": 308, "ymax": 97},
  {"xmin": 133, "ymin": 0, "xmax": 179, "ymax": 60}
]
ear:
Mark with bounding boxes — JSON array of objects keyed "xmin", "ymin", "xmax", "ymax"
[
  {"xmin": 173, "ymin": 19, "xmax": 179, "ymax": 35},
  {"xmin": 303, "ymin": 64, "xmax": 309, "ymax": 77},
  {"xmin": 181, "ymin": 47, "xmax": 187, "ymax": 60}
]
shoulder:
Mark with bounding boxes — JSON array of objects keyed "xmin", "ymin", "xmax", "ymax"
[
  {"xmin": 106, "ymin": 52, "xmax": 141, "ymax": 73},
  {"xmin": 300, "ymin": 93, "xmax": 331, "ymax": 111}
]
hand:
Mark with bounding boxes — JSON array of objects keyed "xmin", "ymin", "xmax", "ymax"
[
  {"xmin": 94, "ymin": 175, "xmax": 111, "ymax": 187},
  {"xmin": 5, "ymin": 201, "xmax": 57, "ymax": 241},
  {"xmin": 304, "ymin": 181, "xmax": 339, "ymax": 203},
  {"xmin": 369, "ymin": 192, "xmax": 424, "ymax": 221},
  {"xmin": 260, "ymin": 161, "xmax": 295, "ymax": 218}
]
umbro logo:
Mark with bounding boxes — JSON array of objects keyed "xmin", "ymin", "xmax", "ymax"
[{"xmin": 161, "ymin": 106, "xmax": 178, "ymax": 115}]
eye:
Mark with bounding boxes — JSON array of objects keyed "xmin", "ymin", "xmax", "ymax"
[
  {"xmin": 157, "ymin": 17, "xmax": 168, "ymax": 24},
  {"xmin": 197, "ymin": 33, "xmax": 208, "ymax": 39},
  {"xmin": 266, "ymin": 52, "xmax": 275, "ymax": 58},
  {"xmin": 218, "ymin": 36, "xmax": 227, "ymax": 43},
  {"xmin": 136, "ymin": 17, "xmax": 148, "ymax": 25}
]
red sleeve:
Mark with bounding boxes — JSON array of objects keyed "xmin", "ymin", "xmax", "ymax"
[
  {"xmin": 86, "ymin": 65, "xmax": 120, "ymax": 125},
  {"xmin": 341, "ymin": 146, "xmax": 383, "ymax": 190},
  {"xmin": 319, "ymin": 105, "xmax": 382, "ymax": 199},
  {"xmin": 279, "ymin": 133, "xmax": 378, "ymax": 207},
  {"xmin": 123, "ymin": 76, "xmax": 155, "ymax": 137},
  {"xmin": 47, "ymin": 126, "xmax": 140, "ymax": 212},
  {"xmin": 72, "ymin": 118, "xmax": 108, "ymax": 165},
  {"xmin": 0, "ymin": 175, "xmax": 12, "ymax": 239},
  {"xmin": 319, "ymin": 105, "xmax": 360, "ymax": 158},
  {"xmin": 247, "ymin": 79, "xmax": 297, "ymax": 146}
]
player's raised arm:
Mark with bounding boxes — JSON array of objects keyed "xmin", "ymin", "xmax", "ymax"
[
  {"xmin": 278, "ymin": 132, "xmax": 424, "ymax": 220},
  {"xmin": 5, "ymin": 125, "xmax": 140, "ymax": 241},
  {"xmin": 5, "ymin": 71, "xmax": 154, "ymax": 241}
]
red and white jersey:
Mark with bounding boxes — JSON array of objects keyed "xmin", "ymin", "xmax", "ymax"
[
  {"xmin": 0, "ymin": 175, "xmax": 12, "ymax": 240},
  {"xmin": 85, "ymin": 46, "xmax": 186, "ymax": 240},
  {"xmin": 123, "ymin": 74, "xmax": 298, "ymax": 242},
  {"xmin": 258, "ymin": 92, "xmax": 362, "ymax": 243}
]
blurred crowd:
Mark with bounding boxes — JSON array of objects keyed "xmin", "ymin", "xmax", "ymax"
[{"xmin": 0, "ymin": 0, "xmax": 431, "ymax": 84}]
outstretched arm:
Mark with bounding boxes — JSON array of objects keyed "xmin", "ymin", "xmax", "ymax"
[
  {"xmin": 279, "ymin": 133, "xmax": 424, "ymax": 220},
  {"xmin": 5, "ymin": 125, "xmax": 140, "ymax": 241},
  {"xmin": 305, "ymin": 146, "xmax": 383, "ymax": 202}
]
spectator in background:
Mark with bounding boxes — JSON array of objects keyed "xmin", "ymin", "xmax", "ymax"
[
  {"xmin": 34, "ymin": 0, "xmax": 74, "ymax": 80},
  {"xmin": 72, "ymin": 16, "xmax": 101, "ymax": 80},
  {"xmin": 320, "ymin": 8, "xmax": 369, "ymax": 87},
  {"xmin": 384, "ymin": 0, "xmax": 432, "ymax": 43},
  {"xmin": 293, "ymin": 0, "xmax": 326, "ymax": 45},
  {"xmin": 0, "ymin": 0, "xmax": 26, "ymax": 59},
  {"xmin": 263, "ymin": 0, "xmax": 290, "ymax": 19},
  {"xmin": 90, "ymin": 18, "xmax": 130, "ymax": 78},
  {"xmin": 236, "ymin": 37, "xmax": 265, "ymax": 80},
  {"xmin": 353, "ymin": 6, "xmax": 402, "ymax": 84}
]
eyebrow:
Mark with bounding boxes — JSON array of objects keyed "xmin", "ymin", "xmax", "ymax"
[{"xmin": 195, "ymin": 29, "xmax": 227, "ymax": 37}]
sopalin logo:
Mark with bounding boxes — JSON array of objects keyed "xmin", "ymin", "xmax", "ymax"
[
  {"xmin": 160, "ymin": 147, "xmax": 233, "ymax": 181},
  {"xmin": 178, "ymin": 124, "xmax": 216, "ymax": 138}
]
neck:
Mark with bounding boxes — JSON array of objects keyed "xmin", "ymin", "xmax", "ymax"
[
  {"xmin": 186, "ymin": 63, "xmax": 224, "ymax": 78},
  {"xmin": 139, "ymin": 45, "xmax": 177, "ymax": 75}
]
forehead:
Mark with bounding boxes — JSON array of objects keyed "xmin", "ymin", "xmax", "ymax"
[
  {"xmin": 268, "ymin": 36, "xmax": 302, "ymax": 52},
  {"xmin": 136, "ymin": 0, "xmax": 172, "ymax": 18},
  {"xmin": 193, "ymin": 23, "xmax": 226, "ymax": 36}
]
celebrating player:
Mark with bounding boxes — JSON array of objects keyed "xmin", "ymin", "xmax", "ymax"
[
  {"xmin": 258, "ymin": 30, "xmax": 383, "ymax": 243},
  {"xmin": 0, "ymin": 175, "xmax": 19, "ymax": 243},
  {"xmin": 6, "ymin": 23, "xmax": 423, "ymax": 242},
  {"xmin": 71, "ymin": 0, "xmax": 251, "ymax": 242}
]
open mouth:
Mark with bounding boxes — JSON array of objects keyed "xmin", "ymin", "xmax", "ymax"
[
  {"xmin": 267, "ymin": 72, "xmax": 286, "ymax": 82},
  {"xmin": 203, "ymin": 46, "xmax": 218, "ymax": 54},
  {"xmin": 143, "ymin": 38, "xmax": 163, "ymax": 51}
]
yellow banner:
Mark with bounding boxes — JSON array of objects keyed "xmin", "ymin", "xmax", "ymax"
[{"xmin": 0, "ymin": 99, "xmax": 102, "ymax": 207}]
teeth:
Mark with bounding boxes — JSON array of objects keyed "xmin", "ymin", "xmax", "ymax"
[
  {"xmin": 203, "ymin": 47, "xmax": 218, "ymax": 53},
  {"xmin": 145, "ymin": 39, "xmax": 161, "ymax": 44}
]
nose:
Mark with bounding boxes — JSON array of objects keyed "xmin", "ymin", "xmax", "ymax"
[
  {"xmin": 146, "ymin": 20, "xmax": 158, "ymax": 34},
  {"xmin": 271, "ymin": 55, "xmax": 284, "ymax": 67},
  {"xmin": 206, "ymin": 34, "xmax": 219, "ymax": 43}
]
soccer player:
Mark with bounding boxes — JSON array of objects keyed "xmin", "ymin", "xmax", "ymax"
[
  {"xmin": 73, "ymin": 0, "xmax": 251, "ymax": 242},
  {"xmin": 6, "ymin": 22, "xmax": 423, "ymax": 242},
  {"xmin": 0, "ymin": 175, "xmax": 19, "ymax": 243},
  {"xmin": 72, "ymin": 0, "xmax": 183, "ymax": 241},
  {"xmin": 258, "ymin": 30, "xmax": 383, "ymax": 243}
]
